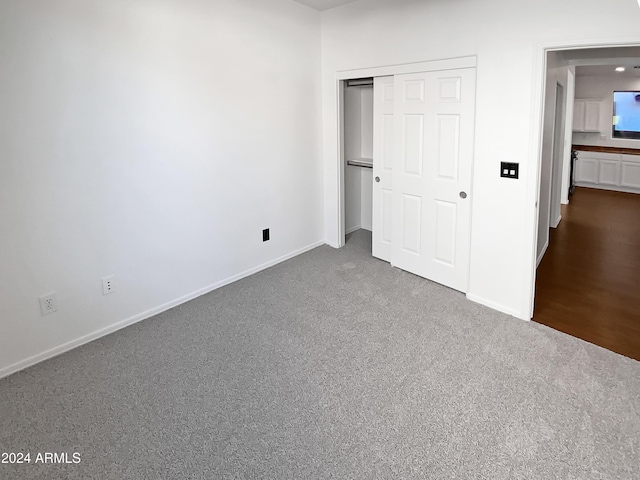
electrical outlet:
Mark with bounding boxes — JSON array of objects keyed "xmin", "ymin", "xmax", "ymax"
[
  {"xmin": 39, "ymin": 292, "xmax": 58, "ymax": 316},
  {"xmin": 102, "ymin": 275, "xmax": 116, "ymax": 295},
  {"xmin": 263, "ymin": 228, "xmax": 270, "ymax": 242}
]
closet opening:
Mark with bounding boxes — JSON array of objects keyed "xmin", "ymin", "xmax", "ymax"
[{"xmin": 341, "ymin": 77, "xmax": 374, "ymax": 252}]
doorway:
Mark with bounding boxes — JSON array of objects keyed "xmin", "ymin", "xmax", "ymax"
[{"xmin": 533, "ymin": 45, "xmax": 640, "ymax": 359}]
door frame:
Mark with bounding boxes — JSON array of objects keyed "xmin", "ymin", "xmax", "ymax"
[
  {"xmin": 529, "ymin": 38, "xmax": 640, "ymax": 319},
  {"xmin": 549, "ymin": 81, "xmax": 565, "ymax": 230},
  {"xmin": 560, "ymin": 68, "xmax": 575, "ymax": 205},
  {"xmin": 335, "ymin": 56, "xmax": 477, "ymax": 247}
]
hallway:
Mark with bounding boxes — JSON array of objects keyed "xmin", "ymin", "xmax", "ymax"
[{"xmin": 534, "ymin": 187, "xmax": 640, "ymax": 361}]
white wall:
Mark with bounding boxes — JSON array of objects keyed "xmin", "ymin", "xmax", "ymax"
[
  {"xmin": 360, "ymin": 87, "xmax": 374, "ymax": 159},
  {"xmin": 321, "ymin": 0, "xmax": 640, "ymax": 319},
  {"xmin": 573, "ymin": 74, "xmax": 640, "ymax": 148},
  {"xmin": 345, "ymin": 164, "xmax": 363, "ymax": 232},
  {"xmin": 0, "ymin": 0, "xmax": 323, "ymax": 376}
]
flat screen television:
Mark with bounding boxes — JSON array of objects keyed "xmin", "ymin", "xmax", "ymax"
[{"xmin": 612, "ymin": 91, "xmax": 640, "ymax": 140}]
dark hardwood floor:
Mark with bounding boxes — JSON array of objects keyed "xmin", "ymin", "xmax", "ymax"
[{"xmin": 534, "ymin": 187, "xmax": 640, "ymax": 361}]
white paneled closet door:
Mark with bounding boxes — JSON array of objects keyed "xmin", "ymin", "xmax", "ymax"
[
  {"xmin": 372, "ymin": 76, "xmax": 394, "ymax": 262},
  {"xmin": 390, "ymin": 68, "xmax": 476, "ymax": 293}
]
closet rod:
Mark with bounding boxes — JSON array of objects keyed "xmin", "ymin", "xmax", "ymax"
[
  {"xmin": 345, "ymin": 78, "xmax": 373, "ymax": 87},
  {"xmin": 347, "ymin": 159, "xmax": 373, "ymax": 169}
]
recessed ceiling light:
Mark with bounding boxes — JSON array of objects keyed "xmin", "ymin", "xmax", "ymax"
[{"xmin": 615, "ymin": 67, "xmax": 626, "ymax": 72}]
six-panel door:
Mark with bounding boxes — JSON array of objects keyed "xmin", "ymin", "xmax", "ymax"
[{"xmin": 388, "ymin": 68, "xmax": 476, "ymax": 293}]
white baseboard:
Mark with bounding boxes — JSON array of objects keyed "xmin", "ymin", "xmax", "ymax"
[
  {"xmin": 551, "ymin": 214, "xmax": 562, "ymax": 229},
  {"xmin": 536, "ymin": 239, "xmax": 549, "ymax": 267},
  {"xmin": 466, "ymin": 293, "xmax": 526, "ymax": 320},
  {"xmin": 574, "ymin": 183, "xmax": 640, "ymax": 195},
  {"xmin": 345, "ymin": 225, "xmax": 361, "ymax": 235},
  {"xmin": 0, "ymin": 240, "xmax": 325, "ymax": 380}
]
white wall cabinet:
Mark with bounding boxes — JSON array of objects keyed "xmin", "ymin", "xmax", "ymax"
[
  {"xmin": 572, "ymin": 99, "xmax": 601, "ymax": 132},
  {"xmin": 575, "ymin": 151, "xmax": 640, "ymax": 193}
]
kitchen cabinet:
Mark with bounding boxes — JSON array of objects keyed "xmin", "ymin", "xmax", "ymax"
[
  {"xmin": 621, "ymin": 155, "xmax": 640, "ymax": 189},
  {"xmin": 575, "ymin": 155, "xmax": 599, "ymax": 183},
  {"xmin": 574, "ymin": 150, "xmax": 640, "ymax": 193},
  {"xmin": 572, "ymin": 99, "xmax": 601, "ymax": 132}
]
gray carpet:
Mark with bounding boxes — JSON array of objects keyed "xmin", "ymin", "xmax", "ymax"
[{"xmin": 1, "ymin": 229, "xmax": 639, "ymax": 479}]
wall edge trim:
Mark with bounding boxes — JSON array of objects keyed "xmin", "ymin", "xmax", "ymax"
[
  {"xmin": 466, "ymin": 293, "xmax": 526, "ymax": 320},
  {"xmin": 536, "ymin": 239, "xmax": 550, "ymax": 267}
]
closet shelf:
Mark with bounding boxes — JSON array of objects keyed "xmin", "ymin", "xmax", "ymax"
[{"xmin": 347, "ymin": 157, "xmax": 373, "ymax": 169}]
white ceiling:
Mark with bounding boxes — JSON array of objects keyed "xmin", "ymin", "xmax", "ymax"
[
  {"xmin": 292, "ymin": 0, "xmax": 360, "ymax": 11},
  {"xmin": 564, "ymin": 47, "xmax": 640, "ymax": 78},
  {"xmin": 576, "ymin": 65, "xmax": 640, "ymax": 77}
]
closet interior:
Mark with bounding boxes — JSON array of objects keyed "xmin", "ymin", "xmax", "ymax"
[{"xmin": 343, "ymin": 78, "xmax": 374, "ymax": 236}]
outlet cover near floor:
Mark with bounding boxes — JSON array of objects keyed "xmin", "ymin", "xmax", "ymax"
[
  {"xmin": 102, "ymin": 276, "xmax": 116, "ymax": 295},
  {"xmin": 39, "ymin": 292, "xmax": 58, "ymax": 316}
]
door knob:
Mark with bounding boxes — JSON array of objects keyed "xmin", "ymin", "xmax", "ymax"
[
  {"xmin": 375, "ymin": 176, "xmax": 380, "ymax": 183},
  {"xmin": 459, "ymin": 191, "xmax": 467, "ymax": 199}
]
